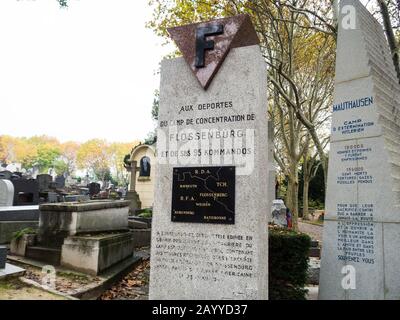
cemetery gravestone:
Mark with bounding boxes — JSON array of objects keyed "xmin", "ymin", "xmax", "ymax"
[
  {"xmin": 149, "ymin": 15, "xmax": 272, "ymax": 300},
  {"xmin": 31, "ymin": 166, "xmax": 39, "ymax": 179},
  {"xmin": 37, "ymin": 174, "xmax": 53, "ymax": 193},
  {"xmin": 88, "ymin": 182, "xmax": 101, "ymax": 197},
  {"xmin": 319, "ymin": 0, "xmax": 400, "ymax": 300},
  {"xmin": 271, "ymin": 200, "xmax": 287, "ymax": 227},
  {"xmin": 12, "ymin": 179, "xmax": 39, "ymax": 206},
  {"xmin": 0, "ymin": 179, "xmax": 14, "ymax": 207},
  {"xmin": 31, "ymin": 201, "xmax": 133, "ymax": 274},
  {"xmin": 55, "ymin": 175, "xmax": 66, "ymax": 189}
]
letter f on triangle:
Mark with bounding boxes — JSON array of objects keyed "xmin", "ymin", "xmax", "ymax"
[{"xmin": 168, "ymin": 14, "xmax": 260, "ymax": 90}]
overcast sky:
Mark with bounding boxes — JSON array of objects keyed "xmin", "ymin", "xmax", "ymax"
[{"xmin": 0, "ymin": 0, "xmax": 172, "ymax": 143}]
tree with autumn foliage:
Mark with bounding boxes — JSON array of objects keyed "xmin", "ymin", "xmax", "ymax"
[
  {"xmin": 76, "ymin": 139, "xmax": 141, "ymax": 185},
  {"xmin": 1, "ymin": 135, "xmax": 141, "ymax": 185},
  {"xmin": 28, "ymin": 136, "xmax": 62, "ymax": 173},
  {"xmin": 0, "ymin": 135, "xmax": 62, "ymax": 173},
  {"xmin": 76, "ymin": 139, "xmax": 110, "ymax": 182},
  {"xmin": 109, "ymin": 141, "xmax": 141, "ymax": 186},
  {"xmin": 146, "ymin": 0, "xmax": 399, "ymax": 229},
  {"xmin": 53, "ymin": 141, "xmax": 80, "ymax": 176},
  {"xmin": 0, "ymin": 135, "xmax": 36, "ymax": 168}
]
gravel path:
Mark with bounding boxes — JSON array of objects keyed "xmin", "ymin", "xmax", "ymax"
[{"xmin": 298, "ymin": 221, "xmax": 323, "ymax": 242}]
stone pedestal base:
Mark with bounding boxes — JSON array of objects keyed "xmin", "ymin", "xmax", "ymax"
[
  {"xmin": 10, "ymin": 234, "xmax": 36, "ymax": 257},
  {"xmin": 61, "ymin": 231, "xmax": 134, "ymax": 275},
  {"xmin": 125, "ymin": 191, "xmax": 141, "ymax": 214}
]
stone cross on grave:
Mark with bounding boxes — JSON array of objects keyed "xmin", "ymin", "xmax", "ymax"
[
  {"xmin": 128, "ymin": 160, "xmax": 140, "ymax": 193},
  {"xmin": 124, "ymin": 160, "xmax": 142, "ymax": 214}
]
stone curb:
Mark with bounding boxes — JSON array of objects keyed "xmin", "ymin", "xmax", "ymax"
[{"xmin": 40, "ymin": 200, "xmax": 131, "ymax": 212}]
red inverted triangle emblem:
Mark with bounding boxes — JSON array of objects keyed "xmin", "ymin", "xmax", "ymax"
[{"xmin": 168, "ymin": 14, "xmax": 259, "ymax": 90}]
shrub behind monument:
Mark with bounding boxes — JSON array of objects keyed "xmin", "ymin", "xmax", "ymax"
[{"xmin": 269, "ymin": 226, "xmax": 311, "ymax": 300}]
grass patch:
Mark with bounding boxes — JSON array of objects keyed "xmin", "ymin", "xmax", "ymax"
[
  {"xmin": 0, "ymin": 278, "xmax": 26, "ymax": 291},
  {"xmin": 0, "ymin": 278, "xmax": 68, "ymax": 300},
  {"xmin": 0, "ymin": 280, "xmax": 15, "ymax": 290}
]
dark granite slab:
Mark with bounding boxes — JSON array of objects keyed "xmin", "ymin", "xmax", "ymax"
[
  {"xmin": 0, "ymin": 206, "xmax": 40, "ymax": 221},
  {"xmin": 0, "ymin": 246, "xmax": 7, "ymax": 269}
]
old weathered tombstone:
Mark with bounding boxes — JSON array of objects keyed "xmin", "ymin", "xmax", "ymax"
[
  {"xmin": 319, "ymin": 0, "xmax": 400, "ymax": 300},
  {"xmin": 149, "ymin": 14, "xmax": 272, "ymax": 300},
  {"xmin": 55, "ymin": 175, "xmax": 66, "ymax": 189},
  {"xmin": 37, "ymin": 174, "xmax": 53, "ymax": 193},
  {"xmin": 31, "ymin": 166, "xmax": 39, "ymax": 179},
  {"xmin": 11, "ymin": 178, "xmax": 39, "ymax": 206},
  {"xmin": 0, "ymin": 179, "xmax": 14, "ymax": 207},
  {"xmin": 19, "ymin": 200, "xmax": 134, "ymax": 274},
  {"xmin": 88, "ymin": 182, "xmax": 101, "ymax": 197},
  {"xmin": 271, "ymin": 199, "xmax": 287, "ymax": 227},
  {"xmin": 125, "ymin": 160, "xmax": 142, "ymax": 213}
]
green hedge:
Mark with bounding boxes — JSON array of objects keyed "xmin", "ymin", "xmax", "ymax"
[
  {"xmin": 269, "ymin": 226, "xmax": 311, "ymax": 300},
  {"xmin": 138, "ymin": 208, "xmax": 152, "ymax": 218}
]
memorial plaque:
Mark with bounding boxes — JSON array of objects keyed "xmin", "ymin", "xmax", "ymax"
[
  {"xmin": 319, "ymin": 0, "xmax": 400, "ymax": 300},
  {"xmin": 171, "ymin": 166, "xmax": 235, "ymax": 224},
  {"xmin": 149, "ymin": 14, "xmax": 273, "ymax": 300}
]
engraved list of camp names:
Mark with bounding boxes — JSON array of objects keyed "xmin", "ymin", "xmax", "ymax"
[{"xmin": 334, "ymin": 143, "xmax": 376, "ymax": 265}]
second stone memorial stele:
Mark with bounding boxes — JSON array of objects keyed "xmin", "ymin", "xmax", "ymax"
[
  {"xmin": 149, "ymin": 15, "xmax": 272, "ymax": 300},
  {"xmin": 319, "ymin": 0, "xmax": 400, "ymax": 300}
]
